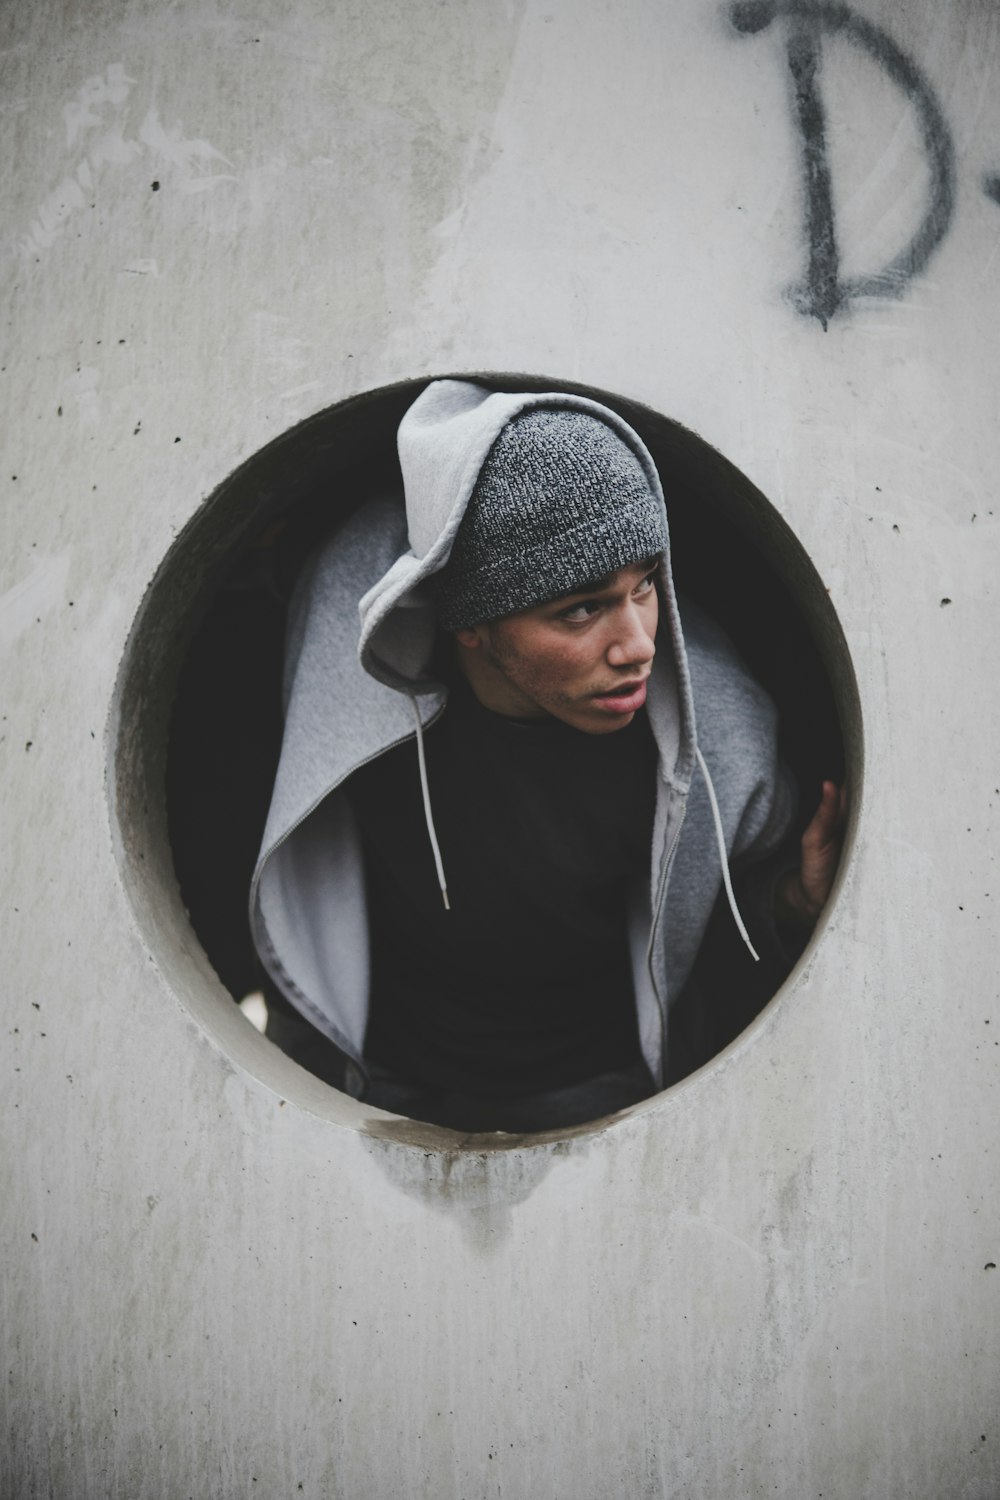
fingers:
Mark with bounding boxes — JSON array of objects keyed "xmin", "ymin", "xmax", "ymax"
[
  {"xmin": 804, "ymin": 780, "xmax": 843, "ymax": 852},
  {"xmin": 795, "ymin": 780, "xmax": 847, "ymax": 917}
]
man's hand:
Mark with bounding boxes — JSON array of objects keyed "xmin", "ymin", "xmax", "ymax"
[{"xmin": 775, "ymin": 780, "xmax": 847, "ymax": 931}]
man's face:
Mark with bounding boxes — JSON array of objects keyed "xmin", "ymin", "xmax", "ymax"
[{"xmin": 456, "ymin": 559, "xmax": 659, "ymax": 735}]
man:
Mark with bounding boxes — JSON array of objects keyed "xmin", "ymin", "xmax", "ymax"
[{"xmin": 251, "ymin": 379, "xmax": 843, "ymax": 1131}]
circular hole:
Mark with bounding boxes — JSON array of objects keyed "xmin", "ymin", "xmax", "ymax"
[{"xmin": 111, "ymin": 374, "xmax": 861, "ymax": 1138}]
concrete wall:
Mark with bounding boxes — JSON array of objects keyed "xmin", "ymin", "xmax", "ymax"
[{"xmin": 3, "ymin": 1, "xmax": 998, "ymax": 1495}]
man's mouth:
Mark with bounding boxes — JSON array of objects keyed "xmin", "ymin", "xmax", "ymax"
[{"xmin": 592, "ymin": 678, "xmax": 649, "ymax": 714}]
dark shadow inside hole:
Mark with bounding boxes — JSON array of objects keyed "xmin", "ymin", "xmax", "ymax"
[{"xmin": 165, "ymin": 377, "xmax": 848, "ymax": 1099}]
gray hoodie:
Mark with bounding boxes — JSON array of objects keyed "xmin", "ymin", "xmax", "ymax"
[{"xmin": 249, "ymin": 379, "xmax": 795, "ymax": 1094}]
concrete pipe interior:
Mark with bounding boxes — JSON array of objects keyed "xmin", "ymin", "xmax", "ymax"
[{"xmin": 111, "ymin": 373, "xmax": 861, "ymax": 1138}]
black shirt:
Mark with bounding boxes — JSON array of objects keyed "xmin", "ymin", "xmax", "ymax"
[{"xmin": 345, "ymin": 677, "xmax": 658, "ymax": 1096}]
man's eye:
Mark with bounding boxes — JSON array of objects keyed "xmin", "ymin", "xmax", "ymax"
[{"xmin": 561, "ymin": 600, "xmax": 600, "ymax": 622}]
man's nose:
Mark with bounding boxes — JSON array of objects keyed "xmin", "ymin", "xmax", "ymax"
[{"xmin": 607, "ymin": 603, "xmax": 656, "ymax": 669}]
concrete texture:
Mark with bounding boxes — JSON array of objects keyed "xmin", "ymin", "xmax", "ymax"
[{"xmin": 2, "ymin": 1, "xmax": 998, "ymax": 1496}]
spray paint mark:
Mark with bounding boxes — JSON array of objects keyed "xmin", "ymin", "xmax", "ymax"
[
  {"xmin": 984, "ymin": 174, "xmax": 1000, "ymax": 207},
  {"xmin": 730, "ymin": 1, "xmax": 956, "ymax": 325},
  {"xmin": 784, "ymin": 17, "xmax": 839, "ymax": 325}
]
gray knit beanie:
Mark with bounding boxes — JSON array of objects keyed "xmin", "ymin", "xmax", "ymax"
[{"xmin": 432, "ymin": 407, "xmax": 668, "ymax": 630}]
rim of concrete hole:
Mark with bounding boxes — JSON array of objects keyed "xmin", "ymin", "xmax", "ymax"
[{"xmin": 108, "ymin": 372, "xmax": 863, "ymax": 1152}]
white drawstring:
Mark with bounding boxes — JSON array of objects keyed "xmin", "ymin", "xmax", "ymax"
[
  {"xmin": 410, "ymin": 695, "xmax": 450, "ymax": 911},
  {"xmin": 407, "ymin": 699, "xmax": 751, "ymax": 945},
  {"xmin": 695, "ymin": 745, "xmax": 759, "ymax": 963}
]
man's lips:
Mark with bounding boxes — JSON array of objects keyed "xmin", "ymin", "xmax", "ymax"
[{"xmin": 592, "ymin": 678, "xmax": 649, "ymax": 714}]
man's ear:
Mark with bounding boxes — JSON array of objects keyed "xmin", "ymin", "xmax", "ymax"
[{"xmin": 454, "ymin": 624, "xmax": 487, "ymax": 650}]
